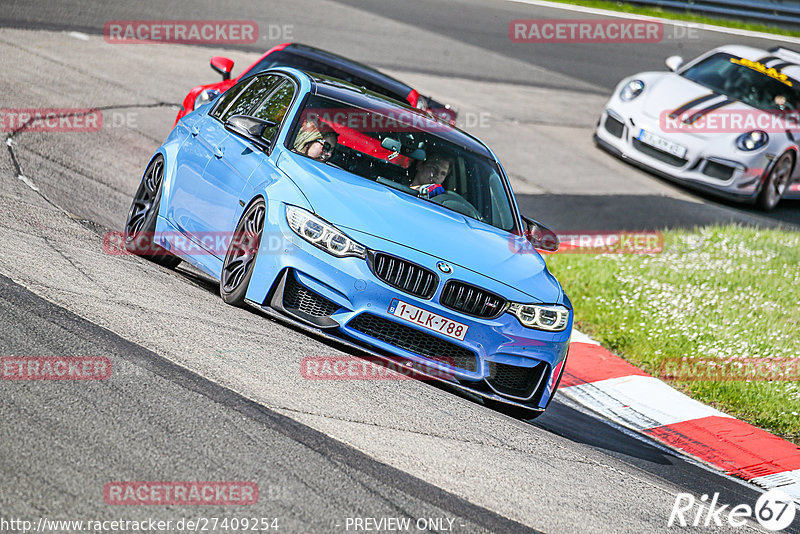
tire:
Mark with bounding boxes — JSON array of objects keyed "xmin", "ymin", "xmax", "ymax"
[
  {"xmin": 124, "ymin": 155, "xmax": 181, "ymax": 269},
  {"xmin": 220, "ymin": 198, "xmax": 266, "ymax": 307},
  {"xmin": 757, "ymin": 151, "xmax": 794, "ymax": 211}
]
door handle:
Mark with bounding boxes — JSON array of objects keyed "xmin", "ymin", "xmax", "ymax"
[
  {"xmin": 191, "ymin": 125, "xmax": 199, "ymax": 137},
  {"xmin": 214, "ymin": 146, "xmax": 224, "ymax": 158}
]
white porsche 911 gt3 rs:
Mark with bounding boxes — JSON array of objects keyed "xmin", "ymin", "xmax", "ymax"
[{"xmin": 595, "ymin": 45, "xmax": 800, "ymax": 210}]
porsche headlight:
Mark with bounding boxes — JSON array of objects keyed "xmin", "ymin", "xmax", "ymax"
[
  {"xmin": 194, "ymin": 89, "xmax": 220, "ymax": 109},
  {"xmin": 507, "ymin": 303, "xmax": 570, "ymax": 331},
  {"xmin": 619, "ymin": 80, "xmax": 645, "ymax": 102},
  {"xmin": 285, "ymin": 205, "xmax": 366, "ymax": 259},
  {"xmin": 736, "ymin": 130, "xmax": 769, "ymax": 151}
]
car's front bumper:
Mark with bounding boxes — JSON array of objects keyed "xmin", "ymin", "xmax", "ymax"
[
  {"xmin": 245, "ymin": 201, "xmax": 571, "ymax": 411},
  {"xmin": 595, "ymin": 107, "xmax": 773, "ymax": 201}
]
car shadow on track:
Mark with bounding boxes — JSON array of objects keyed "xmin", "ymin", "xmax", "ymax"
[
  {"xmin": 516, "ymin": 194, "xmax": 799, "ymax": 232},
  {"xmin": 173, "ymin": 263, "xmax": 647, "ymax": 445},
  {"xmin": 172, "ymin": 263, "xmax": 520, "ymax": 411},
  {"xmin": 174, "ymin": 263, "xmax": 680, "ymax": 468},
  {"xmin": 175, "ymin": 264, "xmax": 221, "ymax": 294},
  {"xmin": 532, "ymin": 401, "xmax": 675, "ymax": 465},
  {"xmin": 729, "ymin": 198, "xmax": 800, "ymax": 227}
]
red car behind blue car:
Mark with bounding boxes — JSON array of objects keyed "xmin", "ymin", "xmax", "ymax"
[{"xmin": 176, "ymin": 42, "xmax": 457, "ymax": 126}]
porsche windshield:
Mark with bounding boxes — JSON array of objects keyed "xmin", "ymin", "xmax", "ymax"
[
  {"xmin": 288, "ymin": 94, "xmax": 517, "ymax": 232},
  {"xmin": 681, "ymin": 52, "xmax": 800, "ymax": 111}
]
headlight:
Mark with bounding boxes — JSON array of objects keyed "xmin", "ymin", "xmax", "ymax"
[
  {"xmin": 619, "ymin": 80, "xmax": 645, "ymax": 101},
  {"xmin": 507, "ymin": 303, "xmax": 570, "ymax": 331},
  {"xmin": 194, "ymin": 89, "xmax": 220, "ymax": 110},
  {"xmin": 736, "ymin": 130, "xmax": 769, "ymax": 151},
  {"xmin": 285, "ymin": 205, "xmax": 366, "ymax": 259}
]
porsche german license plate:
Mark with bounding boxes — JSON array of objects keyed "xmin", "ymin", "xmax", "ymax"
[
  {"xmin": 638, "ymin": 129, "xmax": 687, "ymax": 159},
  {"xmin": 388, "ymin": 299, "xmax": 468, "ymax": 341}
]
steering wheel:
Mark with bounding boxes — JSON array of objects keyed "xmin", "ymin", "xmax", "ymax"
[{"xmin": 430, "ymin": 191, "xmax": 483, "ymax": 220}]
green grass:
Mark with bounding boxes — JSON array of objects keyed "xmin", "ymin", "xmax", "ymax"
[
  {"xmin": 545, "ymin": 0, "xmax": 800, "ymax": 38},
  {"xmin": 546, "ymin": 226, "xmax": 800, "ymax": 443}
]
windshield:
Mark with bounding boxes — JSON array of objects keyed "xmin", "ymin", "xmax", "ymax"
[
  {"xmin": 288, "ymin": 94, "xmax": 517, "ymax": 232},
  {"xmin": 682, "ymin": 52, "xmax": 800, "ymax": 112}
]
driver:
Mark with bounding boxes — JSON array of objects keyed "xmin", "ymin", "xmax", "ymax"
[{"xmin": 411, "ymin": 151, "xmax": 454, "ymax": 198}]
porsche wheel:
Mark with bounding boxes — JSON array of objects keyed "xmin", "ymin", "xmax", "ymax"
[
  {"xmin": 220, "ymin": 198, "xmax": 266, "ymax": 306},
  {"xmin": 757, "ymin": 151, "xmax": 794, "ymax": 211},
  {"xmin": 124, "ymin": 155, "xmax": 181, "ymax": 268}
]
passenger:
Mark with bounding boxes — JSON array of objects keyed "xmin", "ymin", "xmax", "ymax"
[
  {"xmin": 293, "ymin": 120, "xmax": 338, "ymax": 162},
  {"xmin": 411, "ymin": 151, "xmax": 454, "ymax": 198}
]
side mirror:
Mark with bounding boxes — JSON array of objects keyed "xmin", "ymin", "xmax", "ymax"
[
  {"xmin": 522, "ymin": 216, "xmax": 559, "ymax": 253},
  {"xmin": 210, "ymin": 56, "xmax": 234, "ymax": 81},
  {"xmin": 225, "ymin": 115, "xmax": 277, "ymax": 147},
  {"xmin": 665, "ymin": 55, "xmax": 684, "ymax": 72}
]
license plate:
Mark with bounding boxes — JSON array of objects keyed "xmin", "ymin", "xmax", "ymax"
[
  {"xmin": 638, "ymin": 129, "xmax": 687, "ymax": 159},
  {"xmin": 388, "ymin": 299, "xmax": 469, "ymax": 341}
]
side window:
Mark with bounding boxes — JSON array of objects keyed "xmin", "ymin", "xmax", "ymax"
[
  {"xmin": 217, "ymin": 75, "xmax": 283, "ymax": 123},
  {"xmin": 252, "ymin": 81, "xmax": 296, "ymax": 141},
  {"xmin": 210, "ymin": 78, "xmax": 253, "ymax": 121}
]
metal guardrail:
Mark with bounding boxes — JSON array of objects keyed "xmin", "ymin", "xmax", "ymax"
[{"xmin": 623, "ymin": 0, "xmax": 800, "ymax": 28}]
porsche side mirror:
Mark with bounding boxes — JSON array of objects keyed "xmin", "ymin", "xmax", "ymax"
[
  {"xmin": 225, "ymin": 115, "xmax": 277, "ymax": 147},
  {"xmin": 665, "ymin": 55, "xmax": 684, "ymax": 72},
  {"xmin": 210, "ymin": 56, "xmax": 234, "ymax": 81},
  {"xmin": 521, "ymin": 216, "xmax": 559, "ymax": 253}
]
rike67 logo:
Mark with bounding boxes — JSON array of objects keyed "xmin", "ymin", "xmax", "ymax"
[{"xmin": 669, "ymin": 489, "xmax": 796, "ymax": 531}]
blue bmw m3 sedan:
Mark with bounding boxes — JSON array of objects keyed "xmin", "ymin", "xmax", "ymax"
[{"xmin": 124, "ymin": 67, "xmax": 572, "ymax": 416}]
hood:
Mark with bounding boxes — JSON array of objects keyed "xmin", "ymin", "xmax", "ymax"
[
  {"xmin": 640, "ymin": 74, "xmax": 720, "ymax": 120},
  {"xmin": 639, "ymin": 74, "xmax": 769, "ymax": 139},
  {"xmin": 276, "ymin": 152, "xmax": 564, "ymax": 304}
]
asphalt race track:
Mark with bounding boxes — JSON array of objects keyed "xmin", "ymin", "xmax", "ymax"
[{"xmin": 0, "ymin": 1, "xmax": 797, "ymax": 532}]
